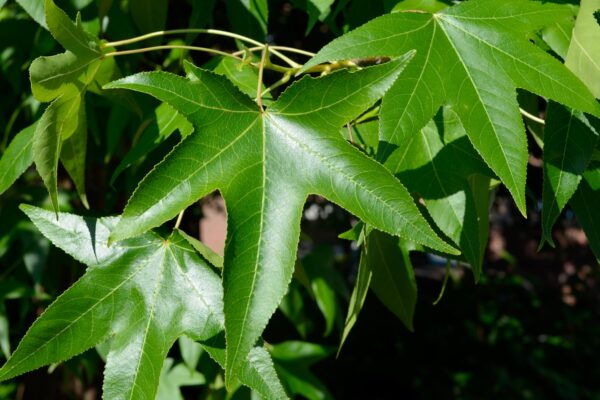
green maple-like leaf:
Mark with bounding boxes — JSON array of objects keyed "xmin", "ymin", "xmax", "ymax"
[
  {"xmin": 303, "ymin": 0, "xmax": 600, "ymax": 214},
  {"xmin": 0, "ymin": 205, "xmax": 288, "ymax": 399},
  {"xmin": 104, "ymin": 53, "xmax": 458, "ymax": 385}
]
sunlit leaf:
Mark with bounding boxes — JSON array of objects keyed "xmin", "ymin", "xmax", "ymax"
[{"xmin": 105, "ymin": 53, "xmax": 457, "ymax": 385}]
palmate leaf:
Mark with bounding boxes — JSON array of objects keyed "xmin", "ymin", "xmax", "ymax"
[
  {"xmin": 0, "ymin": 206, "xmax": 287, "ymax": 399},
  {"xmin": 302, "ymin": 0, "xmax": 600, "ymax": 214},
  {"xmin": 104, "ymin": 53, "xmax": 458, "ymax": 385}
]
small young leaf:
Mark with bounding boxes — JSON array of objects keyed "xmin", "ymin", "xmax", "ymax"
[{"xmin": 338, "ymin": 246, "xmax": 372, "ymax": 354}]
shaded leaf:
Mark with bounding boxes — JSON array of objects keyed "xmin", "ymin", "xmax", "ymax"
[
  {"xmin": 338, "ymin": 247, "xmax": 372, "ymax": 354},
  {"xmin": 366, "ymin": 230, "xmax": 417, "ymax": 331},
  {"xmin": 394, "ymin": 107, "xmax": 492, "ymax": 277},
  {"xmin": 33, "ymin": 94, "xmax": 83, "ymax": 210},
  {"xmin": 0, "ymin": 122, "xmax": 36, "ymax": 196},
  {"xmin": 130, "ymin": 0, "xmax": 168, "ymax": 34},
  {"xmin": 571, "ymin": 165, "xmax": 600, "ymax": 259},
  {"xmin": 302, "ymin": 246, "xmax": 340, "ymax": 336},
  {"xmin": 270, "ymin": 341, "xmax": 334, "ymax": 400},
  {"xmin": 541, "ymin": 104, "xmax": 599, "ymax": 245},
  {"xmin": 225, "ymin": 0, "xmax": 268, "ymax": 40},
  {"xmin": 104, "ymin": 54, "xmax": 457, "ymax": 385}
]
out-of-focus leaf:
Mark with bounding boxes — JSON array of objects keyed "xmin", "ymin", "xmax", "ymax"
[
  {"xmin": 392, "ymin": 0, "xmax": 449, "ymax": 13},
  {"xmin": 0, "ymin": 123, "xmax": 36, "ymax": 196},
  {"xmin": 130, "ymin": 0, "xmax": 168, "ymax": 34},
  {"xmin": 110, "ymin": 102, "xmax": 193, "ymax": 184},
  {"xmin": 292, "ymin": 0, "xmax": 334, "ymax": 34},
  {"xmin": 338, "ymin": 247, "xmax": 372, "ymax": 354},
  {"xmin": 225, "ymin": 0, "xmax": 268, "ymax": 39},
  {"xmin": 302, "ymin": 246, "xmax": 340, "ymax": 336},
  {"xmin": 280, "ymin": 281, "xmax": 312, "ymax": 338},
  {"xmin": 156, "ymin": 358, "xmax": 205, "ymax": 400},
  {"xmin": 0, "ymin": 303, "xmax": 9, "ymax": 359},
  {"xmin": 178, "ymin": 336, "xmax": 204, "ymax": 371},
  {"xmin": 15, "ymin": 0, "xmax": 47, "ymax": 29},
  {"xmin": 366, "ymin": 230, "xmax": 417, "ymax": 331},
  {"xmin": 33, "ymin": 93, "xmax": 83, "ymax": 210},
  {"xmin": 565, "ymin": 0, "xmax": 600, "ymax": 98},
  {"xmin": 178, "ymin": 229, "xmax": 223, "ymax": 269},
  {"xmin": 571, "ymin": 165, "xmax": 600, "ymax": 259},
  {"xmin": 270, "ymin": 341, "xmax": 334, "ymax": 400}
]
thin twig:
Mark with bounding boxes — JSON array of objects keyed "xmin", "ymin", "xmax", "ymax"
[
  {"xmin": 256, "ymin": 45, "xmax": 268, "ymax": 109},
  {"xmin": 520, "ymin": 107, "xmax": 545, "ymax": 125},
  {"xmin": 103, "ymin": 45, "xmax": 244, "ymax": 62},
  {"xmin": 174, "ymin": 210, "xmax": 185, "ymax": 230},
  {"xmin": 102, "ymin": 28, "xmax": 300, "ymax": 68},
  {"xmin": 433, "ymin": 259, "xmax": 451, "ymax": 305}
]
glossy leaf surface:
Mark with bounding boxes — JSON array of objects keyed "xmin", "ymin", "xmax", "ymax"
[
  {"xmin": 0, "ymin": 206, "xmax": 287, "ymax": 399},
  {"xmin": 105, "ymin": 54, "xmax": 458, "ymax": 385},
  {"xmin": 303, "ymin": 0, "xmax": 600, "ymax": 214}
]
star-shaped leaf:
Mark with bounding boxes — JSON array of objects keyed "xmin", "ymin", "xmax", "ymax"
[
  {"xmin": 302, "ymin": 0, "xmax": 600, "ymax": 214},
  {"xmin": 104, "ymin": 53, "xmax": 458, "ymax": 384},
  {"xmin": 0, "ymin": 205, "xmax": 288, "ymax": 399}
]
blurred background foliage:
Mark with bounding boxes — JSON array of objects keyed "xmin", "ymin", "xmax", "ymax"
[{"xmin": 0, "ymin": 0, "xmax": 599, "ymax": 399}]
